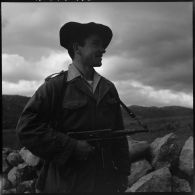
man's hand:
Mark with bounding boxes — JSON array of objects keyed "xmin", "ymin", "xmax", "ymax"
[{"xmin": 74, "ymin": 140, "xmax": 94, "ymax": 161}]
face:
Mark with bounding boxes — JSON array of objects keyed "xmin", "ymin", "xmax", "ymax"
[{"xmin": 77, "ymin": 34, "xmax": 106, "ymax": 67}]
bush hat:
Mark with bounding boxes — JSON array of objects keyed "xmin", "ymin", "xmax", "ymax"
[{"xmin": 60, "ymin": 22, "xmax": 113, "ymax": 50}]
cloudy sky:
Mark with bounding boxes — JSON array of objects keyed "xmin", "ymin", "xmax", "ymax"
[{"xmin": 2, "ymin": 2, "xmax": 193, "ymax": 108}]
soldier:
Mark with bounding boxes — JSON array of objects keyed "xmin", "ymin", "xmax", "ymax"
[{"xmin": 16, "ymin": 22, "xmax": 131, "ymax": 192}]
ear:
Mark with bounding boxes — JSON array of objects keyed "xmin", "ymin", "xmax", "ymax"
[{"xmin": 72, "ymin": 42, "xmax": 81, "ymax": 55}]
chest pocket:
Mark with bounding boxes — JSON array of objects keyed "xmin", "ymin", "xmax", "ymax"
[
  {"xmin": 101, "ymin": 97, "xmax": 118, "ymax": 115},
  {"xmin": 63, "ymin": 100, "xmax": 88, "ymax": 110},
  {"xmin": 61, "ymin": 99, "xmax": 89, "ymax": 130},
  {"xmin": 50, "ymin": 100, "xmax": 88, "ymax": 132},
  {"xmin": 106, "ymin": 98, "xmax": 118, "ymax": 105}
]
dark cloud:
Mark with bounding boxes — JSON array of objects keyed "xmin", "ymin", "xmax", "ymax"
[
  {"xmin": 105, "ymin": 2, "xmax": 192, "ymax": 95},
  {"xmin": 2, "ymin": 2, "xmax": 193, "ymax": 107},
  {"xmin": 2, "ymin": 3, "xmax": 65, "ymax": 61}
]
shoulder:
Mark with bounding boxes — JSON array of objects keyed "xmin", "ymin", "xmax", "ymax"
[
  {"xmin": 44, "ymin": 70, "xmax": 67, "ymax": 88},
  {"xmin": 100, "ymin": 76, "xmax": 119, "ymax": 97},
  {"xmin": 45, "ymin": 70, "xmax": 67, "ymax": 82},
  {"xmin": 35, "ymin": 71, "xmax": 67, "ymax": 96},
  {"xmin": 100, "ymin": 76, "xmax": 115, "ymax": 87},
  {"xmin": 100, "ymin": 76, "xmax": 117, "ymax": 91}
]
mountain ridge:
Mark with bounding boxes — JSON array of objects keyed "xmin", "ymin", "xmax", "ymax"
[{"xmin": 2, "ymin": 95, "xmax": 193, "ymax": 129}]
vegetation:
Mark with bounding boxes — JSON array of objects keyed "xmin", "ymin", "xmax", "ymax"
[
  {"xmin": 2, "ymin": 95, "xmax": 193, "ymax": 150},
  {"xmin": 2, "ymin": 95, "xmax": 30, "ymax": 129}
]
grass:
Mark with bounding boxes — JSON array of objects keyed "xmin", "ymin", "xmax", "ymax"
[
  {"xmin": 2, "ymin": 129, "xmax": 22, "ymax": 149},
  {"xmin": 126, "ymin": 115, "xmax": 193, "ymax": 149},
  {"xmin": 3, "ymin": 116, "xmax": 193, "ymax": 150}
]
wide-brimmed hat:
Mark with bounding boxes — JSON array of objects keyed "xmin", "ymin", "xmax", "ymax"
[{"xmin": 60, "ymin": 22, "xmax": 113, "ymax": 49}]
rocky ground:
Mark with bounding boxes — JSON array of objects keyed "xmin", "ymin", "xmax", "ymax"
[
  {"xmin": 1, "ymin": 133, "xmax": 193, "ymax": 193},
  {"xmin": 126, "ymin": 133, "xmax": 193, "ymax": 192}
]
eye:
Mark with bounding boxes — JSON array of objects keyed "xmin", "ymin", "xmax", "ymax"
[{"xmin": 92, "ymin": 40, "xmax": 103, "ymax": 48}]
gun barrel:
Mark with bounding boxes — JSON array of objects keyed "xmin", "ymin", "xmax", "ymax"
[
  {"xmin": 67, "ymin": 129, "xmax": 149, "ymax": 141},
  {"xmin": 111, "ymin": 129, "xmax": 149, "ymax": 136}
]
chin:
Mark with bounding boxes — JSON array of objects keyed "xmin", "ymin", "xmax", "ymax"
[
  {"xmin": 94, "ymin": 60, "xmax": 102, "ymax": 67},
  {"xmin": 93, "ymin": 63, "xmax": 102, "ymax": 67}
]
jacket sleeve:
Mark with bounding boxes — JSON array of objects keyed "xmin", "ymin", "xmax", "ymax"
[
  {"xmin": 111, "ymin": 85, "xmax": 131, "ymax": 176},
  {"xmin": 16, "ymin": 78, "xmax": 77, "ymax": 165}
]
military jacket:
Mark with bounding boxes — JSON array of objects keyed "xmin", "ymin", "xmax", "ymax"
[{"xmin": 16, "ymin": 71, "xmax": 130, "ymax": 192}]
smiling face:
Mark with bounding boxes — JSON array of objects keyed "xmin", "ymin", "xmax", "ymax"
[{"xmin": 77, "ymin": 34, "xmax": 106, "ymax": 67}]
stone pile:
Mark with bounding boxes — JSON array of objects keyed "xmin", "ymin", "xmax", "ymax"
[
  {"xmin": 1, "ymin": 133, "xmax": 193, "ymax": 193},
  {"xmin": 2, "ymin": 148, "xmax": 41, "ymax": 194},
  {"xmin": 126, "ymin": 133, "xmax": 193, "ymax": 192}
]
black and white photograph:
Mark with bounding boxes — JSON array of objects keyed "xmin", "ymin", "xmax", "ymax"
[{"xmin": 2, "ymin": 2, "xmax": 193, "ymax": 193}]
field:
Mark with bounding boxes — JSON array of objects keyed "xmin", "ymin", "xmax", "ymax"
[
  {"xmin": 3, "ymin": 129, "xmax": 22, "ymax": 149},
  {"xmin": 3, "ymin": 115, "xmax": 193, "ymax": 150},
  {"xmin": 125, "ymin": 115, "xmax": 193, "ymax": 149},
  {"xmin": 3, "ymin": 95, "xmax": 193, "ymax": 150}
]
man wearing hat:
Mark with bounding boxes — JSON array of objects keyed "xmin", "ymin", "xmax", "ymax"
[{"xmin": 16, "ymin": 22, "xmax": 130, "ymax": 192}]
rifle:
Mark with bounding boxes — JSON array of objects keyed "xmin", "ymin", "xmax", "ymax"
[
  {"xmin": 67, "ymin": 129, "xmax": 149, "ymax": 142},
  {"xmin": 68, "ymin": 129, "xmax": 149, "ymax": 170}
]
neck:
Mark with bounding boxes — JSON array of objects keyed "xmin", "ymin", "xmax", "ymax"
[{"xmin": 73, "ymin": 59, "xmax": 94, "ymax": 80}]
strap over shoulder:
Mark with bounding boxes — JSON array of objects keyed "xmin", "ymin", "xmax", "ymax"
[
  {"xmin": 45, "ymin": 70, "xmax": 66, "ymax": 82},
  {"xmin": 43, "ymin": 70, "xmax": 68, "ymax": 130}
]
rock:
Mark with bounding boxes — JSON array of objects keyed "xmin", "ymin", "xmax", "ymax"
[
  {"xmin": 8, "ymin": 163, "xmax": 37, "ymax": 187},
  {"xmin": 3, "ymin": 188, "xmax": 17, "ymax": 194},
  {"xmin": 150, "ymin": 133, "xmax": 180, "ymax": 169},
  {"xmin": 179, "ymin": 136, "xmax": 193, "ymax": 177},
  {"xmin": 172, "ymin": 176, "xmax": 191, "ymax": 192},
  {"xmin": 1, "ymin": 176, "xmax": 12, "ymax": 190},
  {"xmin": 2, "ymin": 190, "xmax": 9, "ymax": 194},
  {"xmin": 17, "ymin": 163, "xmax": 37, "ymax": 181},
  {"xmin": 128, "ymin": 159, "xmax": 152, "ymax": 187},
  {"xmin": 126, "ymin": 167, "xmax": 172, "ymax": 192},
  {"xmin": 128, "ymin": 138, "xmax": 150, "ymax": 162},
  {"xmin": 2, "ymin": 156, "xmax": 11, "ymax": 173},
  {"xmin": 7, "ymin": 151, "xmax": 23, "ymax": 167},
  {"xmin": 16, "ymin": 180, "xmax": 35, "ymax": 193},
  {"xmin": 3, "ymin": 148, "xmax": 12, "ymax": 156},
  {"xmin": 19, "ymin": 147, "xmax": 40, "ymax": 167},
  {"xmin": 35, "ymin": 188, "xmax": 42, "ymax": 193},
  {"xmin": 7, "ymin": 167, "xmax": 21, "ymax": 187}
]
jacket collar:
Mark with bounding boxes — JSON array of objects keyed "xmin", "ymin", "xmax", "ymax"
[
  {"xmin": 97, "ymin": 77, "xmax": 113, "ymax": 104},
  {"xmin": 67, "ymin": 64, "xmax": 112, "ymax": 103},
  {"xmin": 67, "ymin": 63, "xmax": 101, "ymax": 94}
]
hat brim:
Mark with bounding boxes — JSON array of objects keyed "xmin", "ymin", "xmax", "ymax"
[{"xmin": 60, "ymin": 22, "xmax": 113, "ymax": 49}]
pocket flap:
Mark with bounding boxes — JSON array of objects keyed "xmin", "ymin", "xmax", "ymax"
[
  {"xmin": 63, "ymin": 100, "xmax": 87, "ymax": 109},
  {"xmin": 106, "ymin": 98, "xmax": 118, "ymax": 104}
]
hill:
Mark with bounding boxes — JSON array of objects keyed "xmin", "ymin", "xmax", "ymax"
[
  {"xmin": 122, "ymin": 105, "xmax": 193, "ymax": 120},
  {"xmin": 2, "ymin": 95, "xmax": 30, "ymax": 129},
  {"xmin": 2, "ymin": 95, "xmax": 193, "ymax": 130},
  {"xmin": 2, "ymin": 95, "xmax": 193, "ymax": 149}
]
